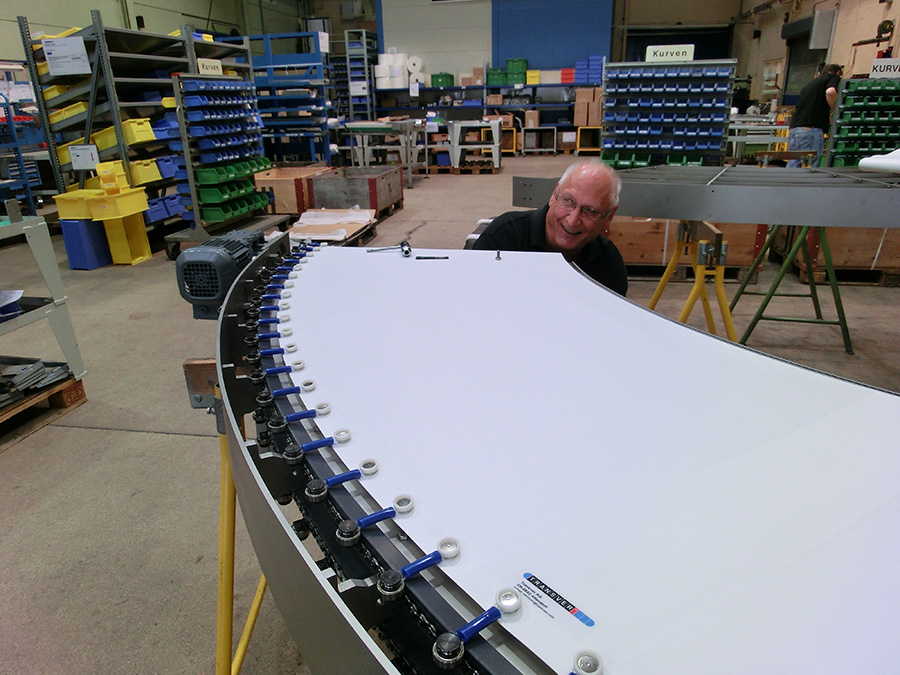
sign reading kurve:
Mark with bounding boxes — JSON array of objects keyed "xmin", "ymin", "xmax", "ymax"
[
  {"xmin": 645, "ymin": 44, "xmax": 696, "ymax": 62},
  {"xmin": 870, "ymin": 58, "xmax": 900, "ymax": 79}
]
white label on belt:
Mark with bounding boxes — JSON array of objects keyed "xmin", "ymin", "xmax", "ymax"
[{"xmin": 513, "ymin": 571, "xmax": 596, "ymax": 628}]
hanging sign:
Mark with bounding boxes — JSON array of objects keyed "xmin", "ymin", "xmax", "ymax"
[
  {"xmin": 42, "ymin": 37, "xmax": 91, "ymax": 76},
  {"xmin": 645, "ymin": 44, "xmax": 695, "ymax": 62},
  {"xmin": 197, "ymin": 58, "xmax": 223, "ymax": 76},
  {"xmin": 69, "ymin": 144, "xmax": 99, "ymax": 170},
  {"xmin": 870, "ymin": 58, "xmax": 900, "ymax": 78}
]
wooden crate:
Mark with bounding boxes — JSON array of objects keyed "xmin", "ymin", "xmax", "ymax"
[
  {"xmin": 253, "ymin": 165, "xmax": 340, "ymax": 215},
  {"xmin": 310, "ymin": 166, "xmax": 403, "ymax": 214},
  {"xmin": 606, "ymin": 217, "xmax": 767, "ymax": 268}
]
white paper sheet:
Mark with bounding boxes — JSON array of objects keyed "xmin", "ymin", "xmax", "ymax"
[
  {"xmin": 858, "ymin": 148, "xmax": 900, "ymax": 173},
  {"xmin": 276, "ymin": 247, "xmax": 900, "ymax": 674}
]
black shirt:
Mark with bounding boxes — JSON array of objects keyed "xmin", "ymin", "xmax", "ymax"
[
  {"xmin": 472, "ymin": 205, "xmax": 628, "ymax": 296},
  {"xmin": 790, "ymin": 72, "xmax": 841, "ymax": 132}
]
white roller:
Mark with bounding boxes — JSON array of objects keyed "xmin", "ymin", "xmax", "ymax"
[
  {"xmin": 389, "ymin": 75, "xmax": 408, "ymax": 89},
  {"xmin": 375, "ymin": 77, "xmax": 392, "ymax": 90},
  {"xmin": 406, "ymin": 55, "xmax": 423, "ymax": 73},
  {"xmin": 373, "ymin": 64, "xmax": 390, "ymax": 78},
  {"xmin": 409, "ymin": 72, "xmax": 427, "ymax": 85}
]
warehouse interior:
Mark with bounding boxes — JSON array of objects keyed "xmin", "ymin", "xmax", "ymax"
[{"xmin": 1, "ymin": 1, "xmax": 899, "ymax": 674}]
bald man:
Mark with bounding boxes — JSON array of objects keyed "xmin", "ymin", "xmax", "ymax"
[{"xmin": 473, "ymin": 159, "xmax": 628, "ymax": 295}]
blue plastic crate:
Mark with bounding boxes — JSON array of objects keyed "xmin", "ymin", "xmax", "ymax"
[
  {"xmin": 143, "ymin": 197, "xmax": 169, "ymax": 223},
  {"xmin": 163, "ymin": 194, "xmax": 184, "ymax": 216},
  {"xmin": 60, "ymin": 219, "xmax": 112, "ymax": 270},
  {"xmin": 156, "ymin": 155, "xmax": 178, "ymax": 178}
]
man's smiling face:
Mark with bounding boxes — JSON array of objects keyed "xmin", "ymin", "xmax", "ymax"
[{"xmin": 545, "ymin": 164, "xmax": 618, "ymax": 260}]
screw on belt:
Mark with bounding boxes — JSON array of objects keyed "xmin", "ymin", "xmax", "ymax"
[{"xmin": 647, "ymin": 219, "xmax": 737, "ymax": 342}]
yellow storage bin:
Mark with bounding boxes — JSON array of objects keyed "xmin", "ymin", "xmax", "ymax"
[
  {"xmin": 53, "ymin": 189, "xmax": 104, "ymax": 219},
  {"xmin": 96, "ymin": 160, "xmax": 128, "ymax": 188},
  {"xmin": 49, "ymin": 101, "xmax": 89, "ymax": 125},
  {"xmin": 90, "ymin": 126, "xmax": 118, "ymax": 151},
  {"xmin": 102, "ymin": 213, "xmax": 151, "ymax": 265},
  {"xmin": 129, "ymin": 159, "xmax": 162, "ymax": 185},
  {"xmin": 37, "ymin": 61, "xmax": 49, "ymax": 76},
  {"xmin": 43, "ymin": 84, "xmax": 70, "ymax": 101},
  {"xmin": 89, "ymin": 187, "xmax": 149, "ymax": 221},
  {"xmin": 162, "ymin": 96, "xmax": 176, "ymax": 108},
  {"xmin": 65, "ymin": 176, "xmax": 102, "ymax": 191},
  {"xmin": 123, "ymin": 118, "xmax": 155, "ymax": 145},
  {"xmin": 34, "ymin": 27, "xmax": 81, "ymax": 46},
  {"xmin": 526, "ymin": 69, "xmax": 540, "ymax": 84},
  {"xmin": 57, "ymin": 137, "xmax": 85, "ymax": 166}
]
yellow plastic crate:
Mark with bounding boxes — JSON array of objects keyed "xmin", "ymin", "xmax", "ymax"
[
  {"xmin": 526, "ymin": 69, "xmax": 540, "ymax": 84},
  {"xmin": 34, "ymin": 27, "xmax": 81, "ymax": 46},
  {"xmin": 57, "ymin": 137, "xmax": 85, "ymax": 166},
  {"xmin": 102, "ymin": 213, "xmax": 151, "ymax": 265},
  {"xmin": 65, "ymin": 176, "xmax": 102, "ymax": 191},
  {"xmin": 123, "ymin": 119, "xmax": 155, "ymax": 145},
  {"xmin": 37, "ymin": 61, "xmax": 49, "ymax": 76},
  {"xmin": 129, "ymin": 159, "xmax": 162, "ymax": 185},
  {"xmin": 89, "ymin": 187, "xmax": 149, "ymax": 221},
  {"xmin": 90, "ymin": 126, "xmax": 118, "ymax": 151},
  {"xmin": 162, "ymin": 97, "xmax": 176, "ymax": 108},
  {"xmin": 53, "ymin": 189, "xmax": 104, "ymax": 219},
  {"xmin": 42, "ymin": 84, "xmax": 70, "ymax": 101},
  {"xmin": 48, "ymin": 101, "xmax": 89, "ymax": 125},
  {"xmin": 96, "ymin": 160, "xmax": 128, "ymax": 188}
]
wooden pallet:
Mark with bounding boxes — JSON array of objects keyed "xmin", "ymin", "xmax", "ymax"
[
  {"xmin": 799, "ymin": 267, "xmax": 900, "ymax": 287},
  {"xmin": 0, "ymin": 378, "xmax": 87, "ymax": 452},
  {"xmin": 454, "ymin": 164, "xmax": 501, "ymax": 175}
]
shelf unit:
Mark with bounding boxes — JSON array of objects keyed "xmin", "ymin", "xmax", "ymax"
[
  {"xmin": 827, "ymin": 77, "xmax": 900, "ymax": 168},
  {"xmin": 345, "ymin": 30, "xmax": 377, "ymax": 121},
  {"xmin": 170, "ymin": 74, "xmax": 272, "ymax": 248},
  {"xmin": 522, "ymin": 126, "xmax": 557, "ymax": 154},
  {"xmin": 600, "ymin": 59, "xmax": 736, "ymax": 168},
  {"xmin": 0, "ymin": 202, "xmax": 85, "ymax": 383},
  {"xmin": 0, "ymin": 94, "xmax": 38, "ymax": 214},
  {"xmin": 18, "ymin": 11, "xmax": 252, "ymax": 233},
  {"xmin": 448, "ymin": 119, "xmax": 501, "ymax": 168},
  {"xmin": 223, "ymin": 32, "xmax": 331, "ymax": 164}
]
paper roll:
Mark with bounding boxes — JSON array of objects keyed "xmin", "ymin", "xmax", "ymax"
[
  {"xmin": 394, "ymin": 53, "xmax": 407, "ymax": 67},
  {"xmin": 377, "ymin": 53, "xmax": 395, "ymax": 66},
  {"xmin": 389, "ymin": 75, "xmax": 408, "ymax": 89},
  {"xmin": 375, "ymin": 77, "xmax": 393, "ymax": 90},
  {"xmin": 389, "ymin": 66, "xmax": 404, "ymax": 78},
  {"xmin": 409, "ymin": 72, "xmax": 427, "ymax": 85},
  {"xmin": 374, "ymin": 64, "xmax": 390, "ymax": 78},
  {"xmin": 406, "ymin": 56, "xmax": 423, "ymax": 73}
]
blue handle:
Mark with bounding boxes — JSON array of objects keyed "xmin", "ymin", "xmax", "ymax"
[
  {"xmin": 261, "ymin": 294, "xmax": 280, "ymax": 301},
  {"xmin": 283, "ymin": 257, "xmax": 301, "ymax": 263},
  {"xmin": 298, "ymin": 245, "xmax": 314, "ymax": 252},
  {"xmin": 272, "ymin": 274, "xmax": 290, "ymax": 280},
  {"xmin": 357, "ymin": 506, "xmax": 395, "ymax": 529},
  {"xmin": 266, "ymin": 283, "xmax": 284, "ymax": 290},
  {"xmin": 285, "ymin": 409, "xmax": 317, "ymax": 422},
  {"xmin": 300, "ymin": 437, "xmax": 334, "ymax": 453},
  {"xmin": 309, "ymin": 242, "xmax": 321, "ymax": 247},
  {"xmin": 265, "ymin": 366, "xmax": 292, "ymax": 375},
  {"xmin": 276, "ymin": 266, "xmax": 294, "ymax": 272},
  {"xmin": 401, "ymin": 550, "xmax": 442, "ymax": 579},
  {"xmin": 325, "ymin": 469, "xmax": 362, "ymax": 487},
  {"xmin": 258, "ymin": 317, "xmax": 280, "ymax": 325},
  {"xmin": 257, "ymin": 331, "xmax": 281, "ymax": 340},
  {"xmin": 272, "ymin": 386, "xmax": 302, "ymax": 398},
  {"xmin": 258, "ymin": 305, "xmax": 280, "ymax": 312},
  {"xmin": 259, "ymin": 347, "xmax": 284, "ymax": 356},
  {"xmin": 456, "ymin": 606, "xmax": 501, "ymax": 644}
]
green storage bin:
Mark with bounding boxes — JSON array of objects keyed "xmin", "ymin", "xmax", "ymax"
[
  {"xmin": 431, "ymin": 72, "xmax": 454, "ymax": 88},
  {"xmin": 201, "ymin": 203, "xmax": 234, "ymax": 223},
  {"xmin": 198, "ymin": 185, "xmax": 234, "ymax": 204},
  {"xmin": 505, "ymin": 58, "xmax": 528, "ymax": 74},
  {"xmin": 196, "ymin": 166, "xmax": 233, "ymax": 185}
]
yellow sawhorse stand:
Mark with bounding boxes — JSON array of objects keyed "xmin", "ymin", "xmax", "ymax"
[
  {"xmin": 648, "ymin": 220, "xmax": 738, "ymax": 342},
  {"xmin": 184, "ymin": 359, "xmax": 267, "ymax": 675}
]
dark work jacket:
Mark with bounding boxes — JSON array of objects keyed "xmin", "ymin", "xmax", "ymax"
[
  {"xmin": 790, "ymin": 72, "xmax": 841, "ymax": 132},
  {"xmin": 472, "ymin": 205, "xmax": 628, "ymax": 296}
]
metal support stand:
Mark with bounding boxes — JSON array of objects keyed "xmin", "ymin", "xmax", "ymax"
[
  {"xmin": 648, "ymin": 220, "xmax": 737, "ymax": 341},
  {"xmin": 183, "ymin": 359, "xmax": 268, "ymax": 675},
  {"xmin": 729, "ymin": 225, "xmax": 853, "ymax": 354}
]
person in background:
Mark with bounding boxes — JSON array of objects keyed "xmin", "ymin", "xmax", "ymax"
[
  {"xmin": 786, "ymin": 63, "xmax": 843, "ymax": 168},
  {"xmin": 472, "ymin": 159, "xmax": 628, "ymax": 295}
]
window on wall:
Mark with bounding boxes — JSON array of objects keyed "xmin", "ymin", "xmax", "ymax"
[
  {"xmin": 624, "ymin": 27, "xmax": 733, "ymax": 62},
  {"xmin": 783, "ymin": 38, "xmax": 827, "ymax": 105}
]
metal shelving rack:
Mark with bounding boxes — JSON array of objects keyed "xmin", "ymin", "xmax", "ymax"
[
  {"xmin": 230, "ymin": 32, "xmax": 331, "ymax": 164},
  {"xmin": 344, "ymin": 30, "xmax": 377, "ymax": 121},
  {"xmin": 0, "ymin": 201, "xmax": 85, "ymax": 382},
  {"xmin": 827, "ymin": 77, "xmax": 900, "ymax": 168},
  {"xmin": 600, "ymin": 59, "xmax": 736, "ymax": 168},
  {"xmin": 0, "ymin": 94, "xmax": 38, "ymax": 214}
]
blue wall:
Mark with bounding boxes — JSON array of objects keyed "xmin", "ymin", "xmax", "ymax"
[{"xmin": 491, "ymin": 0, "xmax": 614, "ymax": 71}]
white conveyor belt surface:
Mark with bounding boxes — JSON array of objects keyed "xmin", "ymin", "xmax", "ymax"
[{"xmin": 277, "ymin": 245, "xmax": 900, "ymax": 674}]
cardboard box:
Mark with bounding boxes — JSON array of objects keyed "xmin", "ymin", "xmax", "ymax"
[
  {"xmin": 575, "ymin": 88, "xmax": 596, "ymax": 103},
  {"xmin": 253, "ymin": 165, "xmax": 338, "ymax": 215},
  {"xmin": 430, "ymin": 133, "xmax": 449, "ymax": 144},
  {"xmin": 485, "ymin": 113, "xmax": 514, "ymax": 128},
  {"xmin": 486, "ymin": 94, "xmax": 503, "ymax": 106},
  {"xmin": 574, "ymin": 101, "xmax": 589, "ymax": 127},
  {"xmin": 587, "ymin": 100, "xmax": 603, "ymax": 126},
  {"xmin": 465, "ymin": 131, "xmax": 479, "ymax": 142},
  {"xmin": 524, "ymin": 110, "xmax": 540, "ymax": 128},
  {"xmin": 473, "ymin": 66, "xmax": 484, "ymax": 78}
]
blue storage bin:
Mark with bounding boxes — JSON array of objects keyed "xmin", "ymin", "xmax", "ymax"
[
  {"xmin": 143, "ymin": 197, "xmax": 169, "ymax": 223},
  {"xmin": 164, "ymin": 194, "xmax": 184, "ymax": 216},
  {"xmin": 61, "ymin": 219, "xmax": 112, "ymax": 270},
  {"xmin": 156, "ymin": 155, "xmax": 178, "ymax": 178}
]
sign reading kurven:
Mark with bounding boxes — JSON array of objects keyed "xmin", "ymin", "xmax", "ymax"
[
  {"xmin": 870, "ymin": 58, "xmax": 900, "ymax": 79},
  {"xmin": 645, "ymin": 44, "xmax": 695, "ymax": 62}
]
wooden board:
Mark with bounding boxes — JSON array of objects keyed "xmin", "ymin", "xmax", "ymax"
[{"xmin": 0, "ymin": 378, "xmax": 87, "ymax": 453}]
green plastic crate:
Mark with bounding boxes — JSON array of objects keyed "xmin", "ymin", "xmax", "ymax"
[
  {"xmin": 201, "ymin": 203, "xmax": 234, "ymax": 223},
  {"xmin": 431, "ymin": 72, "xmax": 454, "ymax": 88}
]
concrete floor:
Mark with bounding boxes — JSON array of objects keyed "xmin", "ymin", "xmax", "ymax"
[{"xmin": 0, "ymin": 155, "xmax": 898, "ymax": 674}]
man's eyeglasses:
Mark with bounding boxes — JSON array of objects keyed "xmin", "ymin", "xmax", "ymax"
[{"xmin": 553, "ymin": 191, "xmax": 613, "ymax": 223}]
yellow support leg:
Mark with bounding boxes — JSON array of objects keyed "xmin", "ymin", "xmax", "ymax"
[
  {"xmin": 648, "ymin": 240, "xmax": 684, "ymax": 310},
  {"xmin": 216, "ymin": 430, "xmax": 236, "ymax": 675},
  {"xmin": 713, "ymin": 265, "xmax": 738, "ymax": 342},
  {"xmin": 232, "ymin": 575, "xmax": 268, "ymax": 675}
]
